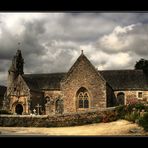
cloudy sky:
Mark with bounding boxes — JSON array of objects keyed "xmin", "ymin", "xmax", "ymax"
[{"xmin": 0, "ymin": 12, "xmax": 148, "ymax": 86}]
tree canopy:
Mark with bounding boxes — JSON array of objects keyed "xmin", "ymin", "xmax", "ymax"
[{"xmin": 135, "ymin": 58, "xmax": 148, "ymax": 70}]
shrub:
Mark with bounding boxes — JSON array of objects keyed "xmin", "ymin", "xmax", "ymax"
[
  {"xmin": 138, "ymin": 112, "xmax": 148, "ymax": 131},
  {"xmin": 124, "ymin": 112, "xmax": 140, "ymax": 123},
  {"xmin": 134, "ymin": 103, "xmax": 145, "ymax": 110},
  {"xmin": 126, "ymin": 102, "xmax": 147, "ymax": 113},
  {"xmin": 102, "ymin": 110, "xmax": 117, "ymax": 123},
  {"xmin": 92, "ymin": 117, "xmax": 101, "ymax": 124},
  {"xmin": 126, "ymin": 98, "xmax": 138, "ymax": 105},
  {"xmin": 115, "ymin": 105, "xmax": 126, "ymax": 119},
  {"xmin": 126, "ymin": 104, "xmax": 138, "ymax": 113}
]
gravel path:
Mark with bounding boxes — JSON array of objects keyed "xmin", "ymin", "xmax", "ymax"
[{"xmin": 0, "ymin": 120, "xmax": 147, "ymax": 136}]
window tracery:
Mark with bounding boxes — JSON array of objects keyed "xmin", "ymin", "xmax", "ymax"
[{"xmin": 77, "ymin": 88, "xmax": 89, "ymax": 109}]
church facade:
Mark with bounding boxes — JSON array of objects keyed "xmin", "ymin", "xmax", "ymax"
[{"xmin": 3, "ymin": 50, "xmax": 148, "ymax": 115}]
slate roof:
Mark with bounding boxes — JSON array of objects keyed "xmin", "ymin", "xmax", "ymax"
[
  {"xmin": 99, "ymin": 70, "xmax": 148, "ymax": 90},
  {"xmin": 22, "ymin": 70, "xmax": 148, "ymax": 91},
  {"xmin": 23, "ymin": 73, "xmax": 66, "ymax": 90}
]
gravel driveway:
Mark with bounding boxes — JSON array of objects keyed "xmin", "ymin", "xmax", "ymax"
[{"xmin": 0, "ymin": 120, "xmax": 147, "ymax": 136}]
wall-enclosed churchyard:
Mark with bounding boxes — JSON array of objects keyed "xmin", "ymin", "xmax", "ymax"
[
  {"xmin": 1, "ymin": 49, "xmax": 148, "ymax": 131},
  {"xmin": 0, "ymin": 108, "xmax": 117, "ymax": 127}
]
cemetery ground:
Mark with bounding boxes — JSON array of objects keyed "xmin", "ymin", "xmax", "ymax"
[{"xmin": 0, "ymin": 119, "xmax": 147, "ymax": 136}]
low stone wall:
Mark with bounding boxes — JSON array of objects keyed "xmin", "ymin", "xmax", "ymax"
[{"xmin": 0, "ymin": 108, "xmax": 117, "ymax": 127}]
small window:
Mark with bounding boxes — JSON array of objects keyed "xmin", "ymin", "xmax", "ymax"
[{"xmin": 138, "ymin": 92, "xmax": 142, "ymax": 98}]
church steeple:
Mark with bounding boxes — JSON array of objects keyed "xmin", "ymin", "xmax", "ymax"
[
  {"xmin": 15, "ymin": 49, "xmax": 24, "ymax": 75},
  {"xmin": 8, "ymin": 46, "xmax": 24, "ymax": 90},
  {"xmin": 8, "ymin": 45, "xmax": 24, "ymax": 75}
]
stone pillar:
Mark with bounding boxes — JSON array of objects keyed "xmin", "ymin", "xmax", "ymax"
[
  {"xmin": 45, "ymin": 104, "xmax": 50, "ymax": 115},
  {"xmin": 45, "ymin": 101, "xmax": 55, "ymax": 115}
]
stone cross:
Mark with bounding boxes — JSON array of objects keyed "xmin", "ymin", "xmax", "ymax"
[
  {"xmin": 36, "ymin": 104, "xmax": 42, "ymax": 115},
  {"xmin": 33, "ymin": 109, "xmax": 36, "ymax": 115}
]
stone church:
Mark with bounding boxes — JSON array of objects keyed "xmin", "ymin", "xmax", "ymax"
[{"xmin": 2, "ymin": 49, "xmax": 148, "ymax": 115}]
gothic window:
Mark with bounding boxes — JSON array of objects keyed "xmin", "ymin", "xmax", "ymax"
[
  {"xmin": 78, "ymin": 92, "xmax": 83, "ymax": 99},
  {"xmin": 84, "ymin": 92, "xmax": 89, "ymax": 108},
  {"xmin": 84, "ymin": 92, "xmax": 88, "ymax": 99},
  {"xmin": 76, "ymin": 87, "xmax": 89, "ymax": 109},
  {"xmin": 79, "ymin": 99, "xmax": 83, "ymax": 108}
]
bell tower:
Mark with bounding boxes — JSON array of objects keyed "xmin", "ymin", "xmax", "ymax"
[
  {"xmin": 7, "ymin": 45, "xmax": 24, "ymax": 92},
  {"xmin": 15, "ymin": 49, "xmax": 24, "ymax": 75}
]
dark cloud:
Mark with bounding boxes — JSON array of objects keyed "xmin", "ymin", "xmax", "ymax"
[{"xmin": 1, "ymin": 13, "xmax": 148, "ymax": 85}]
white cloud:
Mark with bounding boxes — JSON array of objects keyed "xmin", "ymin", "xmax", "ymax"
[
  {"xmin": 105, "ymin": 52, "xmax": 132, "ymax": 69},
  {"xmin": 98, "ymin": 24, "xmax": 138, "ymax": 51},
  {"xmin": 1, "ymin": 13, "xmax": 148, "ymax": 85},
  {"xmin": 89, "ymin": 51, "xmax": 132, "ymax": 70}
]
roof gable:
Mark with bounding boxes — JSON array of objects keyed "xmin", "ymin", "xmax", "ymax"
[{"xmin": 63, "ymin": 52, "xmax": 106, "ymax": 83}]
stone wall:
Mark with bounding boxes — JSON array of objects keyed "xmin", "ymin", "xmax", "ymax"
[
  {"xmin": 43, "ymin": 90, "xmax": 63, "ymax": 115},
  {"xmin": 0, "ymin": 108, "xmax": 117, "ymax": 127},
  {"xmin": 44, "ymin": 90, "xmax": 62, "ymax": 99},
  {"xmin": 7, "ymin": 75, "xmax": 30, "ymax": 114},
  {"xmin": 9, "ymin": 95, "xmax": 29, "ymax": 114},
  {"xmin": 114, "ymin": 90, "xmax": 148, "ymax": 105},
  {"xmin": 106, "ymin": 84, "xmax": 116, "ymax": 107}
]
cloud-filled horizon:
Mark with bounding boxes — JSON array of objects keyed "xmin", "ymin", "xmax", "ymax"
[{"xmin": 0, "ymin": 12, "xmax": 148, "ymax": 86}]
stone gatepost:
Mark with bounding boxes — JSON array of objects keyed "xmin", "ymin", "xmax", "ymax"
[
  {"xmin": 45, "ymin": 101, "xmax": 55, "ymax": 115},
  {"xmin": 45, "ymin": 103, "xmax": 50, "ymax": 115}
]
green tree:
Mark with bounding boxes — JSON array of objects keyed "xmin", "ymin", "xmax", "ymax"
[{"xmin": 135, "ymin": 58, "xmax": 148, "ymax": 70}]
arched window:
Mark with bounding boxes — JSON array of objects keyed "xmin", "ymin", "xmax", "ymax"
[
  {"xmin": 44, "ymin": 96, "xmax": 50, "ymax": 104},
  {"xmin": 79, "ymin": 100, "xmax": 83, "ymax": 108},
  {"xmin": 117, "ymin": 92, "xmax": 125, "ymax": 105},
  {"xmin": 78, "ymin": 92, "xmax": 83, "ymax": 108},
  {"xmin": 76, "ymin": 87, "xmax": 89, "ymax": 109},
  {"xmin": 84, "ymin": 92, "xmax": 89, "ymax": 108},
  {"xmin": 55, "ymin": 99, "xmax": 64, "ymax": 114}
]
